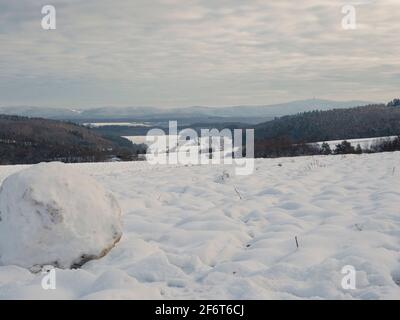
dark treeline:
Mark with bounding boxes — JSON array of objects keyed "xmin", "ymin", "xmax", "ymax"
[
  {"xmin": 254, "ymin": 100, "xmax": 400, "ymax": 143},
  {"xmin": 254, "ymin": 136, "xmax": 400, "ymax": 158},
  {"xmin": 0, "ymin": 115, "xmax": 147, "ymax": 165},
  {"xmin": 253, "ymin": 99, "xmax": 400, "ymax": 158}
]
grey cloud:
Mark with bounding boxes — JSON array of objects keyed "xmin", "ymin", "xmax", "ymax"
[{"xmin": 0, "ymin": 0, "xmax": 398, "ymax": 107}]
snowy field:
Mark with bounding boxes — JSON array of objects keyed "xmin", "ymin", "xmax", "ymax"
[{"xmin": 0, "ymin": 152, "xmax": 400, "ymax": 299}]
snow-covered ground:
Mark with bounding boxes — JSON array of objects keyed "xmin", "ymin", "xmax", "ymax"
[
  {"xmin": 125, "ymin": 134, "xmax": 238, "ymax": 160},
  {"xmin": 0, "ymin": 152, "xmax": 400, "ymax": 299},
  {"xmin": 124, "ymin": 135, "xmax": 154, "ymax": 145}
]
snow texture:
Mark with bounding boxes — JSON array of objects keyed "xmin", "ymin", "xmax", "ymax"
[
  {"xmin": 0, "ymin": 153, "xmax": 399, "ymax": 299},
  {"xmin": 0, "ymin": 162, "xmax": 122, "ymax": 270}
]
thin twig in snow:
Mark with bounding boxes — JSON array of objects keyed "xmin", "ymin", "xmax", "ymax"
[{"xmin": 234, "ymin": 186, "xmax": 243, "ymax": 200}]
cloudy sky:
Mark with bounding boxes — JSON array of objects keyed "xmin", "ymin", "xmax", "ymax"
[{"xmin": 0, "ymin": 0, "xmax": 399, "ymax": 108}]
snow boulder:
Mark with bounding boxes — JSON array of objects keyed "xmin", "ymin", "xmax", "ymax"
[{"xmin": 0, "ymin": 162, "xmax": 123, "ymax": 270}]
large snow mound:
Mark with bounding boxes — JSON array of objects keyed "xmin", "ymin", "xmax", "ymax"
[{"xmin": 0, "ymin": 162, "xmax": 122, "ymax": 270}]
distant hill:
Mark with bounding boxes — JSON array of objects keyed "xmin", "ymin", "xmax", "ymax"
[
  {"xmin": 197, "ymin": 99, "xmax": 372, "ymax": 118},
  {"xmin": 0, "ymin": 99, "xmax": 372, "ymax": 124},
  {"xmin": 254, "ymin": 103, "xmax": 400, "ymax": 143},
  {"xmin": 0, "ymin": 106, "xmax": 82, "ymax": 119},
  {"xmin": 0, "ymin": 115, "xmax": 145, "ymax": 165}
]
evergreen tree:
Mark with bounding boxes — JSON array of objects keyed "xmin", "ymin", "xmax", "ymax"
[
  {"xmin": 387, "ymin": 99, "xmax": 400, "ymax": 107},
  {"xmin": 334, "ymin": 141, "xmax": 356, "ymax": 154},
  {"xmin": 320, "ymin": 142, "xmax": 332, "ymax": 155}
]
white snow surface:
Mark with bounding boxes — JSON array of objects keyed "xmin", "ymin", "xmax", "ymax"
[
  {"xmin": 0, "ymin": 153, "xmax": 399, "ymax": 299},
  {"xmin": 0, "ymin": 162, "xmax": 123, "ymax": 270}
]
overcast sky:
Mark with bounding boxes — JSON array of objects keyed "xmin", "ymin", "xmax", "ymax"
[{"xmin": 0, "ymin": 0, "xmax": 399, "ymax": 108}]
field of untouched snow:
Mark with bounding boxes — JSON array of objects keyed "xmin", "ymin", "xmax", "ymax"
[{"xmin": 0, "ymin": 152, "xmax": 400, "ymax": 299}]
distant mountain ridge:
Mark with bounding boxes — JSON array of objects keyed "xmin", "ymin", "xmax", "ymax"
[{"xmin": 0, "ymin": 99, "xmax": 372, "ymax": 123}]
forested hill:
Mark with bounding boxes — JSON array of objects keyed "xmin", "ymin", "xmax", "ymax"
[
  {"xmin": 0, "ymin": 115, "xmax": 145, "ymax": 165},
  {"xmin": 255, "ymin": 102, "xmax": 400, "ymax": 143}
]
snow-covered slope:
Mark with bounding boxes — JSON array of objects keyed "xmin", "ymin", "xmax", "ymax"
[{"xmin": 0, "ymin": 153, "xmax": 399, "ymax": 299}]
